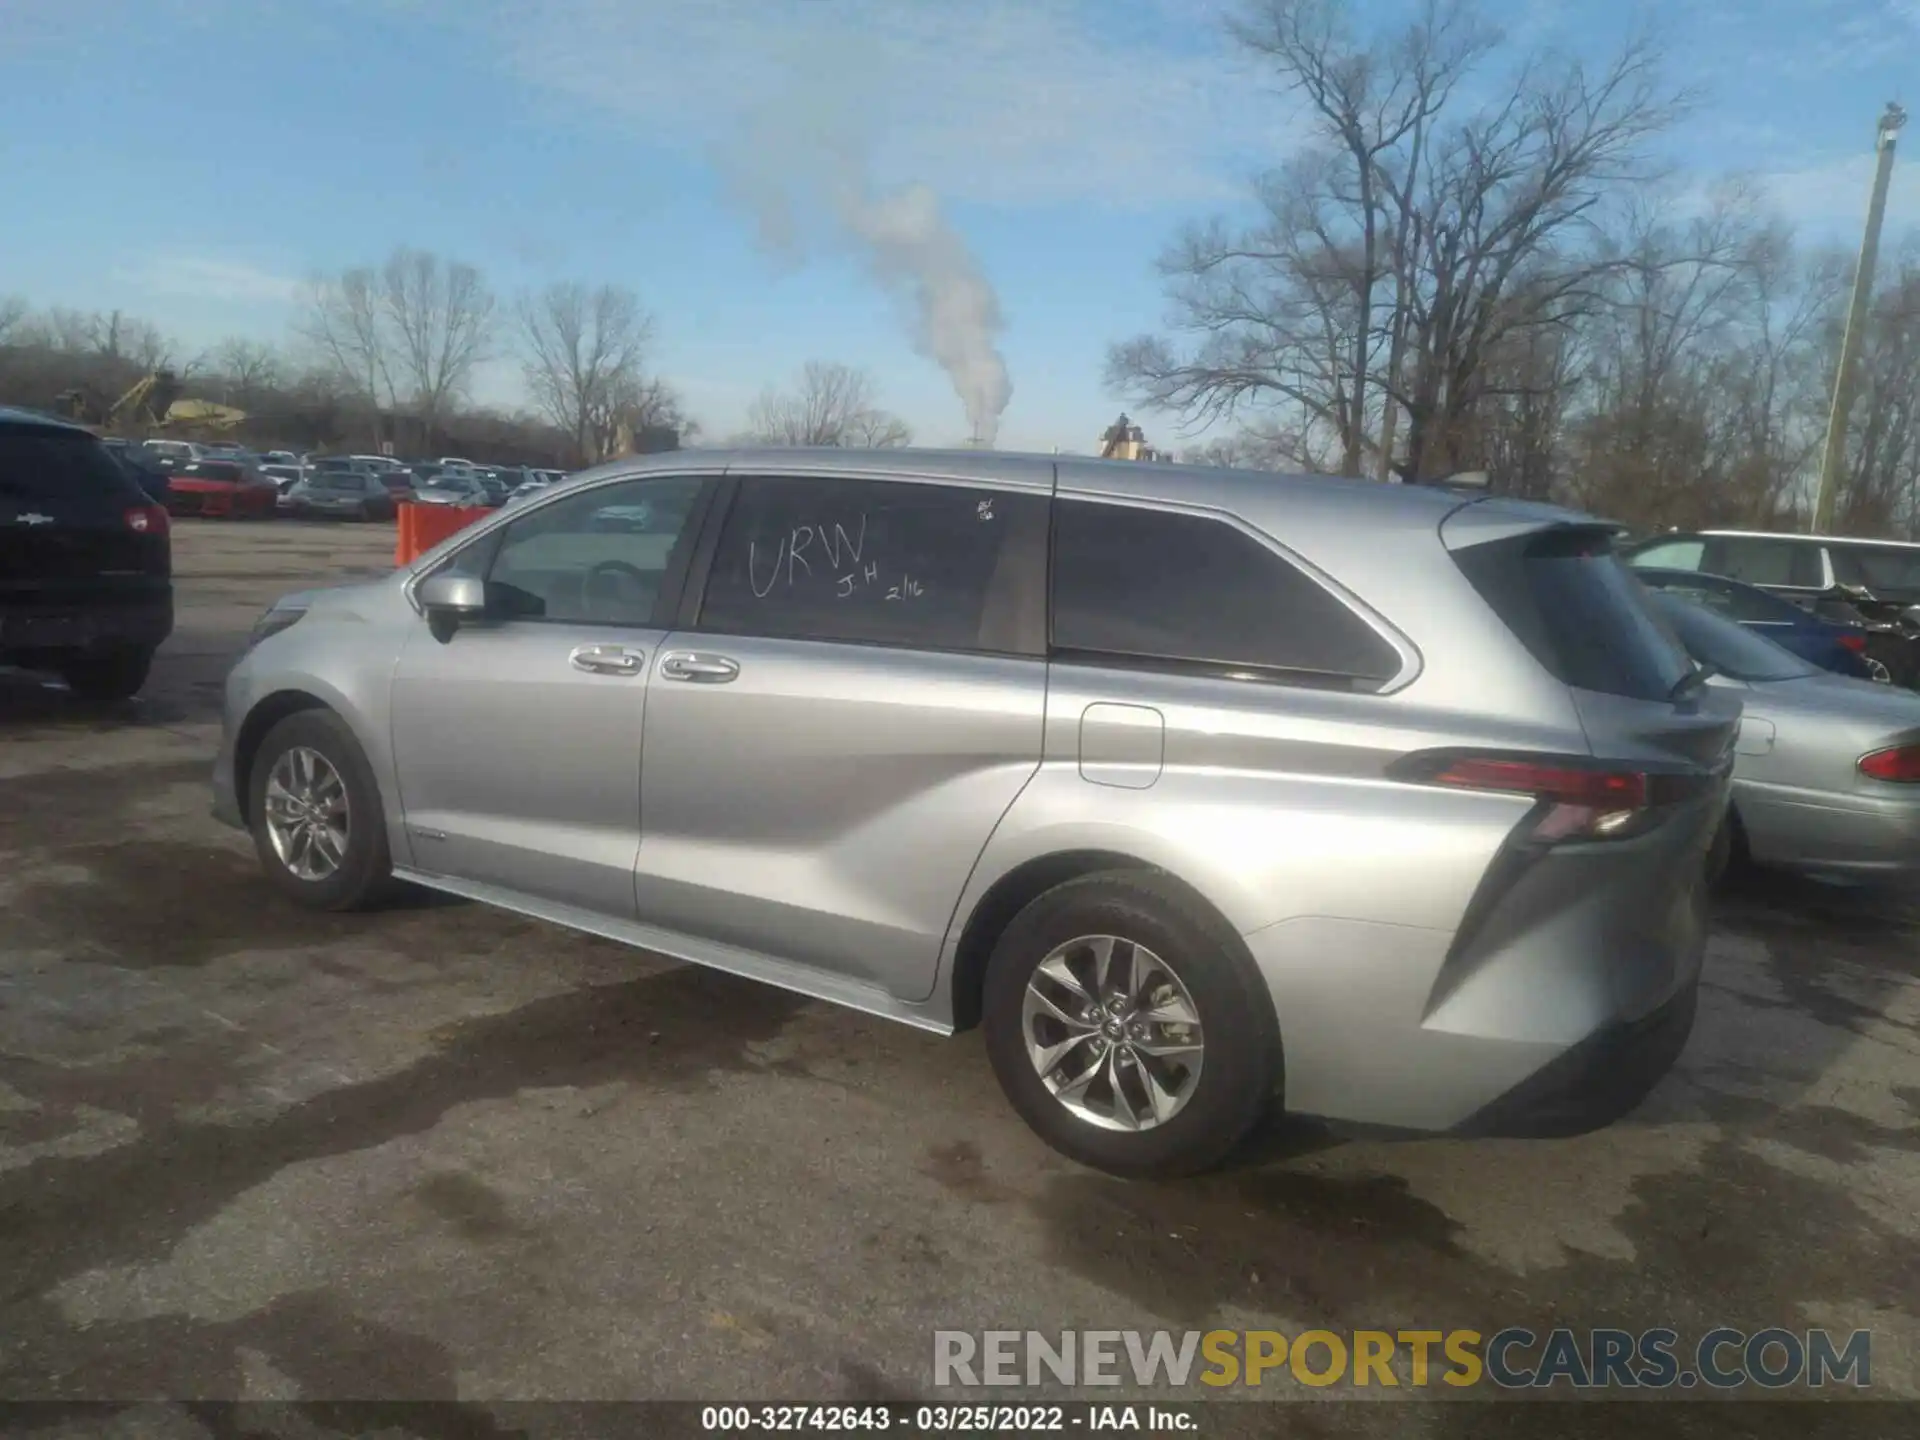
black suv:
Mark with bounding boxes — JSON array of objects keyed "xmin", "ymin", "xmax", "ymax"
[
  {"xmin": 1624, "ymin": 528, "xmax": 1920, "ymax": 688},
  {"xmin": 0, "ymin": 409, "xmax": 174, "ymax": 701}
]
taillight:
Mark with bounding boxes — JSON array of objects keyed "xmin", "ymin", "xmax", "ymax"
[
  {"xmin": 1837, "ymin": 632, "xmax": 1867, "ymax": 653},
  {"xmin": 1858, "ymin": 745, "xmax": 1920, "ymax": 783},
  {"xmin": 1391, "ymin": 750, "xmax": 1706, "ymax": 844},
  {"xmin": 126, "ymin": 504, "xmax": 170, "ymax": 537}
]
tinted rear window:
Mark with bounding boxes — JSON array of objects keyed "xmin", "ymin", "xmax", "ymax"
[
  {"xmin": 1829, "ymin": 544, "xmax": 1920, "ymax": 595},
  {"xmin": 0, "ymin": 428, "xmax": 144, "ymax": 508},
  {"xmin": 1051, "ymin": 499, "xmax": 1403, "ymax": 687},
  {"xmin": 1453, "ymin": 528, "xmax": 1694, "ymax": 702}
]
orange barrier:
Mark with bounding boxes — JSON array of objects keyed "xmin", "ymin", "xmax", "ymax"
[{"xmin": 394, "ymin": 502, "xmax": 489, "ymax": 567}]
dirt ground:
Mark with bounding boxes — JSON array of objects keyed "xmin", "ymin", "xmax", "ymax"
[{"xmin": 1, "ymin": 520, "xmax": 1916, "ymax": 1438}]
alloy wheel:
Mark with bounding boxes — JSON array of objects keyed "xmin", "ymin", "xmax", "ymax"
[
  {"xmin": 263, "ymin": 746, "xmax": 351, "ymax": 881},
  {"xmin": 1021, "ymin": 934, "xmax": 1205, "ymax": 1132}
]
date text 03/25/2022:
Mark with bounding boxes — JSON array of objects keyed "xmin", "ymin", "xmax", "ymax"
[{"xmin": 700, "ymin": 1405, "xmax": 1191, "ymax": 1432}]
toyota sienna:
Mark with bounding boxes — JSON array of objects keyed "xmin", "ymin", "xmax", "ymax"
[{"xmin": 214, "ymin": 450, "xmax": 1738, "ymax": 1176}]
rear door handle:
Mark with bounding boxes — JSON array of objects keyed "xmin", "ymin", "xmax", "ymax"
[
  {"xmin": 570, "ymin": 644, "xmax": 644, "ymax": 676},
  {"xmin": 659, "ymin": 650, "xmax": 740, "ymax": 683}
]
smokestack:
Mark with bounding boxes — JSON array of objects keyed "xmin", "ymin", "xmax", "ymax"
[
  {"xmin": 837, "ymin": 182, "xmax": 1012, "ymax": 446},
  {"xmin": 722, "ymin": 78, "xmax": 1013, "ymax": 445}
]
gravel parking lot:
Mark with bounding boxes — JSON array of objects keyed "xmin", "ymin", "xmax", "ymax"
[{"xmin": 1, "ymin": 522, "xmax": 1916, "ymax": 1435}]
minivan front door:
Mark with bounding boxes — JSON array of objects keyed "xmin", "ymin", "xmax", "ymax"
[
  {"xmin": 388, "ymin": 473, "xmax": 713, "ymax": 918},
  {"xmin": 633, "ymin": 471, "xmax": 1052, "ymax": 1002}
]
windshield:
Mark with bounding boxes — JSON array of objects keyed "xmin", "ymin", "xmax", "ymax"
[
  {"xmin": 1830, "ymin": 544, "xmax": 1920, "ymax": 596},
  {"xmin": 1648, "ymin": 592, "xmax": 1818, "ymax": 682},
  {"xmin": 309, "ymin": 473, "xmax": 363, "ymax": 491}
]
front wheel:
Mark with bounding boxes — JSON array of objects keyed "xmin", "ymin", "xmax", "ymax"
[
  {"xmin": 982, "ymin": 871, "xmax": 1279, "ymax": 1179},
  {"xmin": 59, "ymin": 646, "xmax": 154, "ymax": 703},
  {"xmin": 248, "ymin": 709, "xmax": 395, "ymax": 911}
]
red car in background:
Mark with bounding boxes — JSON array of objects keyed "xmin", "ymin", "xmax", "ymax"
[{"xmin": 165, "ymin": 460, "xmax": 279, "ymax": 519}]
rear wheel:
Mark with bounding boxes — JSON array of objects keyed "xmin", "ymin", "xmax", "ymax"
[
  {"xmin": 59, "ymin": 646, "xmax": 154, "ymax": 703},
  {"xmin": 1709, "ymin": 805, "xmax": 1752, "ymax": 888},
  {"xmin": 248, "ymin": 709, "xmax": 395, "ymax": 911},
  {"xmin": 982, "ymin": 871, "xmax": 1278, "ymax": 1178}
]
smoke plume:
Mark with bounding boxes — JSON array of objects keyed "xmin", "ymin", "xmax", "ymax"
[{"xmin": 722, "ymin": 80, "xmax": 1013, "ymax": 445}]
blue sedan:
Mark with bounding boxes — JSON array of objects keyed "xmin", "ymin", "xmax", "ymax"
[{"xmin": 1632, "ymin": 566, "xmax": 1888, "ymax": 683}]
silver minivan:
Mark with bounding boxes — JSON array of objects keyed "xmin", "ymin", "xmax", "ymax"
[{"xmin": 214, "ymin": 451, "xmax": 1739, "ymax": 1176}]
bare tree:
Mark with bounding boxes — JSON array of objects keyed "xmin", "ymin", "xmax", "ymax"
[
  {"xmin": 34, "ymin": 307, "xmax": 98, "ymax": 354},
  {"xmin": 0, "ymin": 296, "xmax": 27, "ymax": 348},
  {"xmin": 744, "ymin": 361, "xmax": 911, "ymax": 447},
  {"xmin": 598, "ymin": 372, "xmax": 696, "ymax": 458},
  {"xmin": 210, "ymin": 337, "xmax": 282, "ymax": 407},
  {"xmin": 88, "ymin": 310, "xmax": 172, "ymax": 370},
  {"xmin": 1112, "ymin": 0, "xmax": 1686, "ymax": 482},
  {"xmin": 520, "ymin": 282, "xmax": 656, "ymax": 464},
  {"xmin": 298, "ymin": 268, "xmax": 395, "ymax": 426},
  {"xmin": 379, "ymin": 248, "xmax": 495, "ymax": 442}
]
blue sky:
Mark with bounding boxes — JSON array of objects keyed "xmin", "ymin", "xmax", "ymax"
[{"xmin": 4, "ymin": 0, "xmax": 1917, "ymax": 451}]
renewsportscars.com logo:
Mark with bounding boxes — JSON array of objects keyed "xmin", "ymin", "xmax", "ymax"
[{"xmin": 933, "ymin": 1327, "xmax": 1873, "ymax": 1391}]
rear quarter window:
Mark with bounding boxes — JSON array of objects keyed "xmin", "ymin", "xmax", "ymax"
[
  {"xmin": 1453, "ymin": 528, "xmax": 1694, "ymax": 702},
  {"xmin": 1050, "ymin": 499, "xmax": 1403, "ymax": 688}
]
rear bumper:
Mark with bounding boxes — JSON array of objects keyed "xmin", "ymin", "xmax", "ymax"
[
  {"xmin": 1452, "ymin": 974, "xmax": 1698, "ymax": 1137},
  {"xmin": 1245, "ymin": 790, "xmax": 1720, "ymax": 1134},
  {"xmin": 1737, "ymin": 782, "xmax": 1920, "ymax": 878},
  {"xmin": 0, "ymin": 594, "xmax": 173, "ymax": 659}
]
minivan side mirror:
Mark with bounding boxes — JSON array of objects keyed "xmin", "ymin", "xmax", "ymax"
[{"xmin": 418, "ymin": 573, "xmax": 488, "ymax": 640}]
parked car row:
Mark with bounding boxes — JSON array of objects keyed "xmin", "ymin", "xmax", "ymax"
[
  {"xmin": 91, "ymin": 438, "xmax": 570, "ymax": 523},
  {"xmin": 1624, "ymin": 528, "xmax": 1920, "ymax": 689}
]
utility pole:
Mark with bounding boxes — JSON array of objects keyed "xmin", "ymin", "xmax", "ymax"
[{"xmin": 1812, "ymin": 102, "xmax": 1908, "ymax": 533}]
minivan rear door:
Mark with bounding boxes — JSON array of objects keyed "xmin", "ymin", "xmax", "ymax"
[{"xmin": 1447, "ymin": 519, "xmax": 1740, "ymax": 770}]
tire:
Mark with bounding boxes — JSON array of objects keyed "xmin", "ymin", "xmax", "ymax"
[
  {"xmin": 981, "ymin": 870, "xmax": 1279, "ymax": 1179},
  {"xmin": 59, "ymin": 646, "xmax": 154, "ymax": 703},
  {"xmin": 247, "ymin": 709, "xmax": 395, "ymax": 911},
  {"xmin": 1705, "ymin": 810, "xmax": 1734, "ymax": 888},
  {"xmin": 1709, "ymin": 804, "xmax": 1752, "ymax": 889}
]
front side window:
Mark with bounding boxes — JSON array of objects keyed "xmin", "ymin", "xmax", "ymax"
[
  {"xmin": 698, "ymin": 474, "xmax": 1049, "ymax": 654},
  {"xmin": 1051, "ymin": 499, "xmax": 1403, "ymax": 687},
  {"xmin": 476, "ymin": 475, "xmax": 704, "ymax": 626}
]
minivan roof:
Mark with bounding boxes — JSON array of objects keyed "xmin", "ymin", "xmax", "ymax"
[{"xmin": 573, "ymin": 446, "xmax": 1599, "ymax": 537}]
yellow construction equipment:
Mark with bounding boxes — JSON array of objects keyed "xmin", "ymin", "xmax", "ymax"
[
  {"xmin": 1098, "ymin": 413, "xmax": 1168, "ymax": 461},
  {"xmin": 53, "ymin": 370, "xmax": 245, "ymax": 437}
]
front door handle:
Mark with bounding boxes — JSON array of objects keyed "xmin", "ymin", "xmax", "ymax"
[
  {"xmin": 570, "ymin": 644, "xmax": 644, "ymax": 676},
  {"xmin": 659, "ymin": 650, "xmax": 740, "ymax": 683}
]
